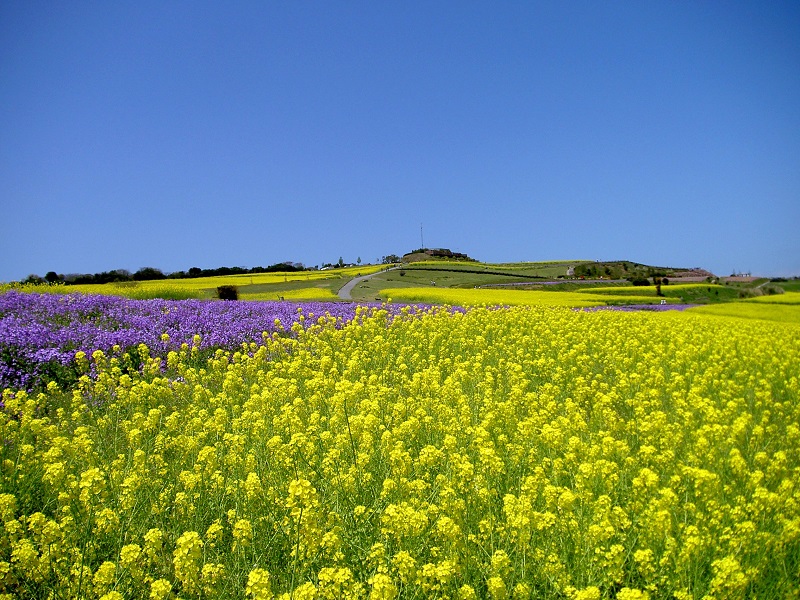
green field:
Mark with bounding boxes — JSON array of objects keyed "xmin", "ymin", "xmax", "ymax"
[{"xmin": 577, "ymin": 284, "xmax": 740, "ymax": 304}]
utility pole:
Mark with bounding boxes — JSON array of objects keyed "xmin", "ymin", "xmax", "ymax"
[{"xmin": 420, "ymin": 223, "xmax": 424, "ymax": 250}]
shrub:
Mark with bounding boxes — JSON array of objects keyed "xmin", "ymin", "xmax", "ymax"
[
  {"xmin": 738, "ymin": 285, "xmax": 785, "ymax": 299},
  {"xmin": 738, "ymin": 288, "xmax": 763, "ymax": 298},
  {"xmin": 763, "ymin": 285, "xmax": 785, "ymax": 296},
  {"xmin": 217, "ymin": 285, "xmax": 239, "ymax": 300}
]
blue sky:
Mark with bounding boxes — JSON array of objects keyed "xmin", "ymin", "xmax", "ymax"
[{"xmin": 1, "ymin": 1, "xmax": 798, "ymax": 281}]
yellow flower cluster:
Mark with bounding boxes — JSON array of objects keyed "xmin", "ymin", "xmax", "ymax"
[
  {"xmin": 1, "ymin": 305, "xmax": 798, "ymax": 598},
  {"xmin": 380, "ymin": 287, "xmax": 606, "ymax": 307}
]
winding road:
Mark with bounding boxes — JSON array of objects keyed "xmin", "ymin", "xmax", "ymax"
[{"xmin": 338, "ymin": 267, "xmax": 397, "ymax": 300}]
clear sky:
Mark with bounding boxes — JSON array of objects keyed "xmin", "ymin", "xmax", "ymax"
[{"xmin": 1, "ymin": 1, "xmax": 798, "ymax": 281}]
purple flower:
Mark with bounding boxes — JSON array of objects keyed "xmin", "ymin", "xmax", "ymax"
[{"xmin": 0, "ymin": 291, "xmax": 438, "ymax": 391}]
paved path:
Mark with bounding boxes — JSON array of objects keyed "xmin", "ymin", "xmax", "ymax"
[{"xmin": 338, "ymin": 267, "xmax": 397, "ymax": 300}]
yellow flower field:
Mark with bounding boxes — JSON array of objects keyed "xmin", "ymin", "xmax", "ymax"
[
  {"xmin": 34, "ymin": 266, "xmax": 389, "ymax": 299},
  {"xmin": 241, "ymin": 288, "xmax": 340, "ymax": 302},
  {"xmin": 380, "ymin": 288, "xmax": 607, "ymax": 307},
  {"xmin": 743, "ymin": 291, "xmax": 800, "ymax": 305},
  {"xmin": 0, "ymin": 282, "xmax": 204, "ymax": 301},
  {"xmin": 1, "ymin": 306, "xmax": 798, "ymax": 598},
  {"xmin": 380, "ymin": 287, "xmax": 676, "ymax": 308},
  {"xmin": 687, "ymin": 303, "xmax": 800, "ymax": 324}
]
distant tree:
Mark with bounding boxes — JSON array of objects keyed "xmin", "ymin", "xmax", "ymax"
[
  {"xmin": 111, "ymin": 269, "xmax": 132, "ymax": 283},
  {"xmin": 382, "ymin": 254, "xmax": 400, "ymax": 264},
  {"xmin": 92, "ymin": 269, "xmax": 132, "ymax": 284},
  {"xmin": 44, "ymin": 271, "xmax": 62, "ymax": 283},
  {"xmin": 133, "ymin": 267, "xmax": 166, "ymax": 281},
  {"xmin": 357, "ymin": 257, "xmax": 362, "ymax": 265},
  {"xmin": 24, "ymin": 274, "xmax": 44, "ymax": 284},
  {"xmin": 264, "ymin": 262, "xmax": 304, "ymax": 273},
  {"xmin": 653, "ymin": 275, "xmax": 664, "ymax": 297},
  {"xmin": 188, "ymin": 267, "xmax": 202, "ymax": 277},
  {"xmin": 337, "ymin": 257, "xmax": 345, "ymax": 268}
]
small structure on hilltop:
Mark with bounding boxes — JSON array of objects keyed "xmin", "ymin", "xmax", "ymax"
[
  {"xmin": 424, "ymin": 248, "xmax": 471, "ymax": 260},
  {"xmin": 402, "ymin": 248, "xmax": 477, "ymax": 262}
]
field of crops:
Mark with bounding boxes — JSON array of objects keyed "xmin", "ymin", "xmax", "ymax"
[
  {"xmin": 687, "ymin": 302, "xmax": 800, "ymax": 324},
  {"xmin": 379, "ymin": 287, "xmax": 683, "ymax": 308},
  {"xmin": 1, "ymin": 291, "xmax": 798, "ymax": 599},
  {"xmin": 744, "ymin": 292, "xmax": 800, "ymax": 305},
  {"xmin": 2, "ymin": 266, "xmax": 389, "ymax": 302},
  {"xmin": 241, "ymin": 288, "xmax": 340, "ymax": 302}
]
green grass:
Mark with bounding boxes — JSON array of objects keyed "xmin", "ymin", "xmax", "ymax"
[
  {"xmin": 400, "ymin": 260, "xmax": 580, "ymax": 278},
  {"xmin": 348, "ymin": 269, "xmax": 531, "ymax": 301},
  {"xmin": 578, "ymin": 283, "xmax": 739, "ymax": 304},
  {"xmin": 497, "ymin": 281, "xmax": 627, "ymax": 292},
  {"xmin": 774, "ymin": 279, "xmax": 800, "ymax": 292},
  {"xmin": 347, "ymin": 260, "xmax": 603, "ymax": 301}
]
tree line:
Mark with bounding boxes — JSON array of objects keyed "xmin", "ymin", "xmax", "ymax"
[{"xmin": 24, "ymin": 263, "xmax": 309, "ymax": 286}]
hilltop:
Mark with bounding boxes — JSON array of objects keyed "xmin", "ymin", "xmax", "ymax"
[
  {"xmin": 401, "ymin": 248, "xmax": 478, "ymax": 263},
  {"xmin": 396, "ymin": 251, "xmax": 715, "ymax": 282}
]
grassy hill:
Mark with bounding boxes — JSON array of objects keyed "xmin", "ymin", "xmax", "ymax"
[{"xmin": 345, "ymin": 259, "xmax": 706, "ymax": 301}]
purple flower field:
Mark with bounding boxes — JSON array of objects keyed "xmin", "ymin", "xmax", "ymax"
[{"xmin": 0, "ymin": 291, "xmax": 424, "ymax": 391}]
